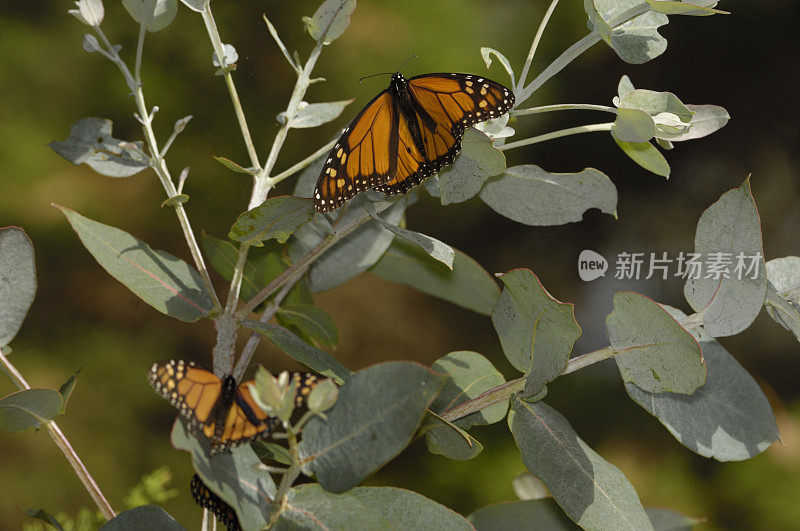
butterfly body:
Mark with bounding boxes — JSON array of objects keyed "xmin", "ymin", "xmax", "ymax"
[
  {"xmin": 313, "ymin": 72, "xmax": 514, "ymax": 212},
  {"xmin": 148, "ymin": 360, "xmax": 318, "ymax": 455}
]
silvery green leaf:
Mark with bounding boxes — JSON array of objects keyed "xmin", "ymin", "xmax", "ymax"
[
  {"xmin": 49, "ymin": 118, "xmax": 149, "ymax": 178},
  {"xmin": 612, "ymin": 133, "xmax": 670, "ymax": 178},
  {"xmin": 647, "ymin": 0, "xmax": 727, "ymax": 16},
  {"xmin": 653, "ymin": 112, "xmax": 691, "ymax": 139},
  {"xmin": 480, "ymin": 47, "xmax": 516, "ymax": 88},
  {"xmin": 614, "ymin": 108, "xmax": 656, "ymax": 143},
  {"xmin": 278, "ymin": 100, "xmax": 353, "ymax": 129},
  {"xmin": 212, "ymin": 44, "xmax": 238, "ymax": 68},
  {"xmin": 178, "ymin": 0, "xmax": 208, "ymax": 12},
  {"xmin": 474, "ymin": 114, "xmax": 515, "ymax": 139},
  {"xmin": 671, "ymin": 105, "xmax": 730, "ymax": 142},
  {"xmin": 122, "ymin": 0, "xmax": 178, "ymax": 32},
  {"xmin": 305, "ymin": 0, "xmax": 357, "ymax": 44},
  {"xmin": 618, "ymin": 89, "xmax": 693, "ymax": 123},
  {"xmin": 438, "ymin": 129, "xmax": 505, "ymax": 205}
]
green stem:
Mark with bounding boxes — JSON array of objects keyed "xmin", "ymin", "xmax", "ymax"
[
  {"xmin": 94, "ymin": 26, "xmax": 223, "ymax": 314},
  {"xmin": 440, "ymin": 346, "xmax": 620, "ymax": 423},
  {"xmin": 500, "ymin": 123, "xmax": 613, "ymax": 151},
  {"xmin": 201, "ymin": 7, "xmax": 262, "ymax": 173},
  {"xmin": 517, "ymin": 0, "xmax": 560, "ymax": 91},
  {"xmin": 514, "ymin": 103, "xmax": 618, "ymax": 116},
  {"xmin": 0, "ymin": 349, "xmax": 116, "ymax": 521}
]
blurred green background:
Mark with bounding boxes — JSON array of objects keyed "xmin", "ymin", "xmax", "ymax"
[{"xmin": 2, "ymin": 1, "xmax": 799, "ymax": 529}]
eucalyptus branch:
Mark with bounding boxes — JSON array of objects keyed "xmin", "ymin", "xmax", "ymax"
[
  {"xmin": 513, "ymin": 103, "xmax": 618, "ymax": 117},
  {"xmin": 441, "ymin": 347, "xmax": 619, "ymax": 423},
  {"xmin": 269, "ymin": 138, "xmax": 337, "ymax": 186},
  {"xmin": 499, "ymin": 123, "xmax": 613, "ymax": 151},
  {"xmin": 267, "ymin": 425, "xmax": 303, "ymax": 528},
  {"xmin": 517, "ymin": 0, "xmax": 560, "ymax": 91},
  {"xmin": 201, "ymin": 6, "xmax": 262, "ymax": 172},
  {"xmin": 249, "ymin": 39, "xmax": 326, "ymax": 209},
  {"xmin": 235, "ymin": 206, "xmax": 382, "ymax": 319},
  {"xmin": 233, "ymin": 279, "xmax": 298, "ymax": 382},
  {"xmin": 0, "ymin": 349, "xmax": 116, "ymax": 521},
  {"xmin": 92, "ymin": 26, "xmax": 223, "ymax": 313},
  {"xmin": 516, "ymin": 2, "xmax": 652, "ymax": 104}
]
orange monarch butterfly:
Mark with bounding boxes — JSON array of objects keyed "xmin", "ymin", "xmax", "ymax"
[
  {"xmin": 313, "ymin": 72, "xmax": 514, "ymax": 212},
  {"xmin": 190, "ymin": 474, "xmax": 241, "ymax": 531},
  {"xmin": 147, "ymin": 359, "xmax": 320, "ymax": 455}
]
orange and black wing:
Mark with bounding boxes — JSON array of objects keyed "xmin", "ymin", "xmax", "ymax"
[
  {"xmin": 375, "ymin": 73, "xmax": 514, "ymax": 196},
  {"xmin": 208, "ymin": 372, "xmax": 323, "ymax": 455},
  {"xmin": 190, "ymin": 475, "xmax": 241, "ymax": 531},
  {"xmin": 148, "ymin": 360, "xmax": 222, "ymax": 432},
  {"xmin": 205, "ymin": 378, "xmax": 279, "ymax": 455},
  {"xmin": 313, "ymin": 91, "xmax": 398, "ymax": 212}
]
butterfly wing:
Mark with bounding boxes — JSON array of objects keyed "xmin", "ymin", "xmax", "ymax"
[
  {"xmin": 313, "ymin": 91, "xmax": 398, "ymax": 212},
  {"xmin": 206, "ymin": 378, "xmax": 279, "ymax": 455},
  {"xmin": 375, "ymin": 73, "xmax": 514, "ymax": 196},
  {"xmin": 190, "ymin": 475, "xmax": 241, "ymax": 531},
  {"xmin": 148, "ymin": 360, "xmax": 222, "ymax": 432},
  {"xmin": 209, "ymin": 372, "xmax": 323, "ymax": 455}
]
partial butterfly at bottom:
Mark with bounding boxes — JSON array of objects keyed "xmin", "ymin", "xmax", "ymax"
[
  {"xmin": 313, "ymin": 72, "xmax": 514, "ymax": 212},
  {"xmin": 148, "ymin": 359, "xmax": 320, "ymax": 455}
]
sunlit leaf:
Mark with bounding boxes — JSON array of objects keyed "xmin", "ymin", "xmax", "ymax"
[
  {"xmin": 367, "ymin": 205, "xmax": 454, "ymax": 269},
  {"xmin": 671, "ymin": 104, "xmax": 730, "ymax": 142},
  {"xmin": 509, "ymin": 398, "xmax": 653, "ymax": 530},
  {"xmin": 122, "ymin": 0, "xmax": 178, "ymax": 32},
  {"xmin": 614, "ymin": 108, "xmax": 656, "ymax": 143},
  {"xmin": 56, "ymin": 205, "xmax": 212, "ymax": 322},
  {"xmin": 765, "ymin": 256, "xmax": 800, "ymax": 340},
  {"xmin": 612, "ymin": 133, "xmax": 671, "ymax": 178},
  {"xmin": 229, "ymin": 196, "xmax": 314, "ymax": 245},
  {"xmin": 480, "ymin": 165, "xmax": 618, "ymax": 225},
  {"xmin": 278, "ymin": 100, "xmax": 353, "ymax": 129},
  {"xmin": 438, "ymin": 129, "xmax": 506, "ymax": 205},
  {"xmin": 684, "ymin": 177, "xmax": 766, "ymax": 336},
  {"xmin": 606, "ymin": 292, "xmax": 706, "ymax": 394},
  {"xmin": 492, "ymin": 269, "xmax": 581, "ymax": 396},
  {"xmin": 305, "ymin": 0, "xmax": 357, "ymax": 43}
]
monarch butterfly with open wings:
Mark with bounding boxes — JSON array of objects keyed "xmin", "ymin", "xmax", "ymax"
[
  {"xmin": 148, "ymin": 359, "xmax": 320, "ymax": 455},
  {"xmin": 313, "ymin": 72, "xmax": 514, "ymax": 212}
]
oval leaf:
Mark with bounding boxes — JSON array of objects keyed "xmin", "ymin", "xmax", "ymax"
[
  {"xmin": 0, "ymin": 227, "xmax": 36, "ymax": 346},
  {"xmin": 606, "ymin": 292, "xmax": 706, "ymax": 394},
  {"xmin": 0, "ymin": 388, "xmax": 62, "ymax": 432},
  {"xmin": 480, "ymin": 165, "xmax": 618, "ymax": 226},
  {"xmin": 612, "ymin": 133, "xmax": 671, "ymax": 178},
  {"xmin": 438, "ymin": 129, "xmax": 506, "ymax": 205},
  {"xmin": 614, "ymin": 108, "xmax": 656, "ymax": 143},
  {"xmin": 509, "ymin": 398, "xmax": 653, "ymax": 530},
  {"xmin": 422, "ymin": 412, "xmax": 484, "ymax": 460},
  {"xmin": 305, "ymin": 0, "xmax": 356, "ymax": 43},
  {"xmin": 430, "ymin": 350, "xmax": 507, "ymax": 429},
  {"xmin": 49, "ymin": 118, "xmax": 149, "ymax": 178},
  {"xmin": 469, "ymin": 499, "xmax": 576, "ymax": 531},
  {"xmin": 684, "ymin": 177, "xmax": 766, "ymax": 336},
  {"xmin": 492, "ymin": 269, "xmax": 581, "ymax": 396},
  {"xmin": 348, "ymin": 486, "xmax": 474, "ymax": 529},
  {"xmin": 56, "ymin": 205, "xmax": 212, "ymax": 322},
  {"xmin": 122, "ymin": 0, "xmax": 178, "ymax": 32},
  {"xmin": 290, "ymin": 196, "xmax": 406, "ymax": 292},
  {"xmin": 625, "ymin": 310, "xmax": 779, "ymax": 461},
  {"xmin": 279, "ymin": 100, "xmax": 353, "ymax": 129},
  {"xmin": 298, "ymin": 361, "xmax": 446, "ymax": 492},
  {"xmin": 229, "ymin": 196, "xmax": 314, "ymax": 244},
  {"xmin": 277, "ymin": 303, "xmax": 339, "ymax": 349},
  {"xmin": 672, "ymin": 104, "xmax": 730, "ymax": 142},
  {"xmin": 242, "ymin": 320, "xmax": 351, "ymax": 384},
  {"xmin": 99, "ymin": 506, "xmax": 184, "ymax": 531},
  {"xmin": 370, "ymin": 238, "xmax": 500, "ymax": 316},
  {"xmin": 765, "ymin": 256, "xmax": 800, "ymax": 339}
]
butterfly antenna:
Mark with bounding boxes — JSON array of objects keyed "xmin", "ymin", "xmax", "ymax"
[
  {"xmin": 358, "ymin": 72, "xmax": 393, "ymax": 84},
  {"xmin": 396, "ymin": 54, "xmax": 418, "ymax": 73}
]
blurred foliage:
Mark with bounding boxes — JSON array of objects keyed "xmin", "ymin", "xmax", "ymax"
[{"xmin": 1, "ymin": 1, "xmax": 799, "ymax": 529}]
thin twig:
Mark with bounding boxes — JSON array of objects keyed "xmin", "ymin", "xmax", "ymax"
[
  {"xmin": 499, "ymin": 122, "xmax": 613, "ymax": 151},
  {"xmin": 0, "ymin": 349, "xmax": 116, "ymax": 520},
  {"xmin": 513, "ymin": 103, "xmax": 618, "ymax": 116},
  {"xmin": 269, "ymin": 138, "xmax": 337, "ymax": 186},
  {"xmin": 517, "ymin": 0, "xmax": 560, "ymax": 91}
]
